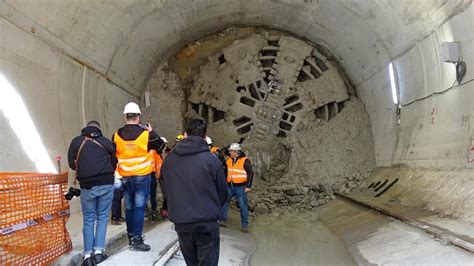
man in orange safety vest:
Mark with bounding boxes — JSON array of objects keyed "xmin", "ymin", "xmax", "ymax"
[{"xmin": 222, "ymin": 142, "xmax": 253, "ymax": 233}]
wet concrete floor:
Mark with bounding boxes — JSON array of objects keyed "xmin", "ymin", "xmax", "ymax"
[
  {"xmin": 249, "ymin": 210, "xmax": 356, "ymax": 265},
  {"xmin": 166, "ymin": 208, "xmax": 355, "ymax": 265},
  {"xmin": 85, "ymin": 199, "xmax": 474, "ymax": 265}
]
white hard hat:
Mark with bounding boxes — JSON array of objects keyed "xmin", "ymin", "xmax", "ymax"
[
  {"xmin": 229, "ymin": 143, "xmax": 241, "ymax": 151},
  {"xmin": 161, "ymin": 137, "xmax": 168, "ymax": 143},
  {"xmin": 206, "ymin": 136, "xmax": 212, "ymax": 145},
  {"xmin": 123, "ymin": 102, "xmax": 141, "ymax": 114}
]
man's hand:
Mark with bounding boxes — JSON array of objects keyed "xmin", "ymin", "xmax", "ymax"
[
  {"xmin": 144, "ymin": 122, "xmax": 153, "ymax": 132},
  {"xmin": 245, "ymin": 187, "xmax": 251, "ymax": 193}
]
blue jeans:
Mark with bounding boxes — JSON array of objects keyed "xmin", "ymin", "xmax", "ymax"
[
  {"xmin": 222, "ymin": 185, "xmax": 249, "ymax": 229},
  {"xmin": 80, "ymin": 184, "xmax": 114, "ymax": 254},
  {"xmin": 122, "ymin": 175, "xmax": 151, "ymax": 239}
]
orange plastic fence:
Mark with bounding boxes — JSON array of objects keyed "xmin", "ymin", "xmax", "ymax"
[{"xmin": 0, "ymin": 172, "xmax": 72, "ymax": 265}]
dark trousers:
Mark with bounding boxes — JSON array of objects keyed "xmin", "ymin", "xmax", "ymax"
[
  {"xmin": 158, "ymin": 178, "xmax": 167, "ymax": 210},
  {"xmin": 177, "ymin": 229, "xmax": 220, "ymax": 266},
  {"xmin": 111, "ymin": 187, "xmax": 123, "ymax": 219},
  {"xmin": 150, "ymin": 177, "xmax": 158, "ymax": 211},
  {"xmin": 162, "ymin": 197, "xmax": 167, "ymax": 210}
]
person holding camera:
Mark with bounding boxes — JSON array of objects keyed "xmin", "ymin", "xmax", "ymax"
[
  {"xmin": 113, "ymin": 102, "xmax": 165, "ymax": 252},
  {"xmin": 67, "ymin": 120, "xmax": 116, "ymax": 266}
]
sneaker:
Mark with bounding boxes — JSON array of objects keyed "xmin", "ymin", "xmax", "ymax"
[
  {"xmin": 127, "ymin": 233, "xmax": 133, "ymax": 246},
  {"xmin": 130, "ymin": 237, "xmax": 151, "ymax": 252},
  {"xmin": 241, "ymin": 227, "xmax": 248, "ymax": 233},
  {"xmin": 81, "ymin": 257, "xmax": 96, "ymax": 266},
  {"xmin": 92, "ymin": 253, "xmax": 108, "ymax": 264}
]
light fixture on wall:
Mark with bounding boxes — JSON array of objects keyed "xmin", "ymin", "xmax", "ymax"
[
  {"xmin": 388, "ymin": 62, "xmax": 399, "ymax": 104},
  {"xmin": 388, "ymin": 62, "xmax": 401, "ymax": 125},
  {"xmin": 441, "ymin": 41, "xmax": 467, "ymax": 85}
]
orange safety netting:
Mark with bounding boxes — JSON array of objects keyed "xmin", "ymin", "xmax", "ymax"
[{"xmin": 0, "ymin": 172, "xmax": 72, "ymax": 265}]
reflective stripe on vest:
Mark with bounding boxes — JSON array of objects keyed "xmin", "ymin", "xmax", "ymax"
[
  {"xmin": 150, "ymin": 149, "xmax": 163, "ymax": 179},
  {"xmin": 226, "ymin": 157, "xmax": 248, "ymax": 184},
  {"xmin": 114, "ymin": 130, "xmax": 153, "ymax": 176}
]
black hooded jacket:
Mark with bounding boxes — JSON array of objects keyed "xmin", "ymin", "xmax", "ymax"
[
  {"xmin": 160, "ymin": 136, "xmax": 227, "ymax": 231},
  {"xmin": 68, "ymin": 126, "xmax": 116, "ymax": 189}
]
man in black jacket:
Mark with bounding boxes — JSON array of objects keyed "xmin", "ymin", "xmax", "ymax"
[
  {"xmin": 160, "ymin": 119, "xmax": 227, "ymax": 266},
  {"xmin": 67, "ymin": 121, "xmax": 116, "ymax": 266}
]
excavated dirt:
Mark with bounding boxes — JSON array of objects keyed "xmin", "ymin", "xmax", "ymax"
[
  {"xmin": 144, "ymin": 27, "xmax": 376, "ymax": 214},
  {"xmin": 248, "ymin": 98, "xmax": 375, "ymax": 214}
]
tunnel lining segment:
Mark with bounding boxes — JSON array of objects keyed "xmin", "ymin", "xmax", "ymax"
[{"xmin": 3, "ymin": 0, "xmax": 470, "ymax": 97}]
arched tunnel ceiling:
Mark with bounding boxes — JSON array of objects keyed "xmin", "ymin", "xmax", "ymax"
[{"xmin": 0, "ymin": 0, "xmax": 470, "ymax": 95}]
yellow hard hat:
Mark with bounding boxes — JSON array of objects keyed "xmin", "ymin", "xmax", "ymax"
[{"xmin": 176, "ymin": 134, "xmax": 185, "ymax": 142}]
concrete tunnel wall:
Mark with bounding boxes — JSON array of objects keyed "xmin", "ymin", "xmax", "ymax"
[
  {"xmin": 0, "ymin": 16, "xmax": 137, "ymax": 173},
  {"xmin": 0, "ymin": 0, "xmax": 473, "ymax": 222},
  {"xmin": 358, "ymin": 5, "xmax": 474, "ymax": 169}
]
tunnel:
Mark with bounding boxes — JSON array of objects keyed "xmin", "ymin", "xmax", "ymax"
[{"xmin": 0, "ymin": 0, "xmax": 473, "ymax": 265}]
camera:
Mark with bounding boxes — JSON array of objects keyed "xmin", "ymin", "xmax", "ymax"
[
  {"xmin": 140, "ymin": 123, "xmax": 151, "ymax": 129},
  {"xmin": 65, "ymin": 187, "xmax": 81, "ymax": 200}
]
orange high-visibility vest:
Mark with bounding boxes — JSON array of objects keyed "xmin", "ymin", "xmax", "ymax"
[
  {"xmin": 150, "ymin": 150, "xmax": 163, "ymax": 179},
  {"xmin": 114, "ymin": 131, "xmax": 153, "ymax": 177},
  {"xmin": 226, "ymin": 157, "xmax": 248, "ymax": 184},
  {"xmin": 210, "ymin": 146, "xmax": 219, "ymax": 154}
]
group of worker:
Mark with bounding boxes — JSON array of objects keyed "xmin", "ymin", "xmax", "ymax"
[{"xmin": 67, "ymin": 102, "xmax": 253, "ymax": 266}]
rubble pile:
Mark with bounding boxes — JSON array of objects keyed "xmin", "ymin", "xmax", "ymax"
[{"xmin": 247, "ymin": 178, "xmax": 366, "ymax": 215}]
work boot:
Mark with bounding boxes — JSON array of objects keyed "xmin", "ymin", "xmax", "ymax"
[
  {"xmin": 219, "ymin": 221, "xmax": 227, "ymax": 227},
  {"xmin": 129, "ymin": 237, "xmax": 151, "ymax": 252},
  {"xmin": 92, "ymin": 253, "xmax": 108, "ymax": 264},
  {"xmin": 241, "ymin": 227, "xmax": 248, "ymax": 233}
]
